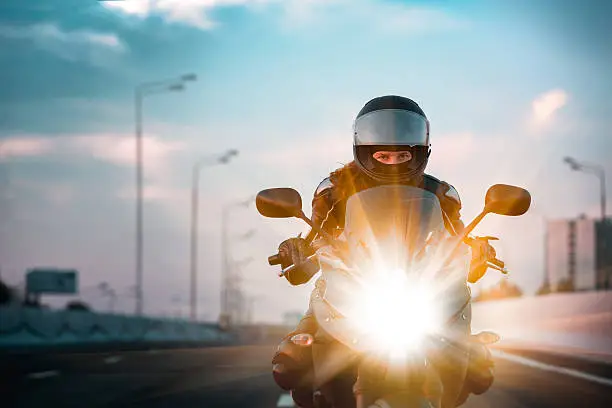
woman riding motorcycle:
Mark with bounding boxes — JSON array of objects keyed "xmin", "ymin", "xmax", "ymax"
[{"xmin": 272, "ymin": 95, "xmax": 496, "ymax": 408}]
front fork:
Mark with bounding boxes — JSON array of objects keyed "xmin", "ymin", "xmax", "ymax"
[{"xmin": 353, "ymin": 352, "xmax": 443, "ymax": 408}]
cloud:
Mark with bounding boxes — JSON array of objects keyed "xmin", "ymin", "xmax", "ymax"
[
  {"xmin": 65, "ymin": 134, "xmax": 185, "ymax": 171},
  {"xmin": 1, "ymin": 133, "xmax": 188, "ymax": 206},
  {"xmin": 102, "ymin": 0, "xmax": 263, "ymax": 29},
  {"xmin": 0, "ymin": 23, "xmax": 127, "ymax": 66},
  {"xmin": 531, "ymin": 89, "xmax": 569, "ymax": 126},
  {"xmin": 0, "ymin": 137, "xmax": 55, "ymax": 159},
  {"xmin": 273, "ymin": 0, "xmax": 344, "ymax": 26},
  {"xmin": 102, "ymin": 0, "xmax": 466, "ymax": 33},
  {"xmin": 1, "ymin": 134, "xmax": 185, "ymax": 200},
  {"xmin": 1, "ymin": 133, "xmax": 183, "ymax": 167}
]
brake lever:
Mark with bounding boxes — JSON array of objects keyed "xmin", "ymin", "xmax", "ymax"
[
  {"xmin": 487, "ymin": 259, "xmax": 508, "ymax": 274},
  {"xmin": 464, "ymin": 235, "xmax": 499, "ymax": 246}
]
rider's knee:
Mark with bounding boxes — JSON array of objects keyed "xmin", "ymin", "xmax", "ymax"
[
  {"xmin": 456, "ymin": 343, "xmax": 494, "ymax": 406},
  {"xmin": 272, "ymin": 331, "xmax": 315, "ymax": 391}
]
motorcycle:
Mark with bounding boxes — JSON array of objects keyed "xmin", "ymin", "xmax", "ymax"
[{"xmin": 257, "ymin": 184, "xmax": 531, "ymax": 408}]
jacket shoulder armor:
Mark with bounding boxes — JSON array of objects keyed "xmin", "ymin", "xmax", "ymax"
[
  {"xmin": 444, "ymin": 183, "xmax": 461, "ymax": 207},
  {"xmin": 314, "ymin": 177, "xmax": 334, "ymax": 197},
  {"xmin": 423, "ymin": 174, "xmax": 461, "ymax": 207}
]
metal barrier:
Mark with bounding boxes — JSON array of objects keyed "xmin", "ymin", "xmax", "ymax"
[
  {"xmin": 0, "ymin": 306, "xmax": 234, "ymax": 350},
  {"xmin": 472, "ymin": 291, "xmax": 612, "ymax": 354}
]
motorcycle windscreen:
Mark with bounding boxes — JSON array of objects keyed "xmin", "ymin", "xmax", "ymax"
[{"xmin": 342, "ymin": 185, "xmax": 446, "ymax": 269}]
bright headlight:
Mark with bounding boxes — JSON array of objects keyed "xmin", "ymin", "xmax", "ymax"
[{"xmin": 351, "ymin": 269, "xmax": 443, "ymax": 354}]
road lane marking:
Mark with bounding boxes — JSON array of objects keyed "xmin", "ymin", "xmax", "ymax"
[
  {"xmin": 493, "ymin": 349, "xmax": 612, "ymax": 387},
  {"xmin": 27, "ymin": 370, "xmax": 59, "ymax": 380},
  {"xmin": 277, "ymin": 393, "xmax": 296, "ymax": 407},
  {"xmin": 104, "ymin": 356, "xmax": 123, "ymax": 364}
]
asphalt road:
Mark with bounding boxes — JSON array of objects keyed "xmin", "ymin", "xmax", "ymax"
[{"xmin": 3, "ymin": 345, "xmax": 612, "ymax": 408}]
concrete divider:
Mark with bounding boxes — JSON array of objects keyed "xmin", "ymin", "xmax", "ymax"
[
  {"xmin": 471, "ymin": 291, "xmax": 612, "ymax": 355},
  {"xmin": 0, "ymin": 306, "xmax": 234, "ymax": 352}
]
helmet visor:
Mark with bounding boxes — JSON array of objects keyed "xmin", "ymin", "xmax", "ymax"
[{"xmin": 354, "ymin": 109, "xmax": 429, "ymax": 147}]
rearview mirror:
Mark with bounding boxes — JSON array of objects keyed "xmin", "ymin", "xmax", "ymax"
[
  {"xmin": 256, "ymin": 188, "xmax": 303, "ymax": 218},
  {"xmin": 484, "ymin": 184, "xmax": 531, "ymax": 216}
]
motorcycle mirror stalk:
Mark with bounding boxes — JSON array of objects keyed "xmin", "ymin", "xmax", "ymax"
[
  {"xmin": 255, "ymin": 187, "xmax": 341, "ymax": 248},
  {"xmin": 445, "ymin": 184, "xmax": 531, "ymax": 265},
  {"xmin": 460, "ymin": 184, "xmax": 531, "ymax": 241}
]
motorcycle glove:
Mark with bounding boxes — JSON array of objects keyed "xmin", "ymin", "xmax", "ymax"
[
  {"xmin": 278, "ymin": 237, "xmax": 317, "ymax": 285},
  {"xmin": 468, "ymin": 239, "xmax": 497, "ymax": 283}
]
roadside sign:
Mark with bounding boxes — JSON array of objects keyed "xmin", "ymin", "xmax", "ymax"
[{"xmin": 26, "ymin": 269, "xmax": 78, "ymax": 294}]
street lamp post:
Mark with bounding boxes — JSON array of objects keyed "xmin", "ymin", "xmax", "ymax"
[
  {"xmin": 564, "ymin": 157, "xmax": 607, "ymax": 221},
  {"xmin": 134, "ymin": 73, "xmax": 197, "ymax": 316},
  {"xmin": 227, "ymin": 256, "xmax": 253, "ymax": 324},
  {"xmin": 189, "ymin": 149, "xmax": 239, "ymax": 321},
  {"xmin": 220, "ymin": 198, "xmax": 253, "ymax": 322}
]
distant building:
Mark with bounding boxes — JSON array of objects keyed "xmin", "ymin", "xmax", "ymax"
[
  {"xmin": 596, "ymin": 220, "xmax": 612, "ymax": 288},
  {"xmin": 546, "ymin": 217, "xmax": 612, "ymax": 291}
]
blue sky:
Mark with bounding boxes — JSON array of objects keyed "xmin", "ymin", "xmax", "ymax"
[{"xmin": 0, "ymin": 0, "xmax": 611, "ymax": 322}]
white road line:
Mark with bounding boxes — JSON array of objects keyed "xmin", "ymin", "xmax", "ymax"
[
  {"xmin": 104, "ymin": 355, "xmax": 123, "ymax": 364},
  {"xmin": 493, "ymin": 349, "xmax": 612, "ymax": 387},
  {"xmin": 27, "ymin": 370, "xmax": 60, "ymax": 380},
  {"xmin": 277, "ymin": 393, "xmax": 296, "ymax": 407}
]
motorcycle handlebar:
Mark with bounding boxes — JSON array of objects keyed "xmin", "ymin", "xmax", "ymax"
[
  {"xmin": 271, "ymin": 237, "xmax": 507, "ymax": 272},
  {"xmin": 268, "ymin": 254, "xmax": 281, "ymax": 266},
  {"xmin": 487, "ymin": 257, "xmax": 508, "ymax": 274},
  {"xmin": 279, "ymin": 254, "xmax": 319, "ymax": 277}
]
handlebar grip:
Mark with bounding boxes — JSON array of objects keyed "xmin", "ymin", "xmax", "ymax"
[
  {"xmin": 489, "ymin": 258, "xmax": 505, "ymax": 269},
  {"xmin": 268, "ymin": 254, "xmax": 281, "ymax": 266}
]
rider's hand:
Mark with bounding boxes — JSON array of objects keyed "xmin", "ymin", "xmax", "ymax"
[
  {"xmin": 278, "ymin": 237, "xmax": 314, "ymax": 269},
  {"xmin": 468, "ymin": 238, "xmax": 497, "ymax": 283},
  {"xmin": 471, "ymin": 238, "xmax": 497, "ymax": 262}
]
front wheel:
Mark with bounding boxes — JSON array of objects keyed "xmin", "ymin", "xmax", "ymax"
[
  {"xmin": 354, "ymin": 356, "xmax": 443, "ymax": 408},
  {"xmin": 367, "ymin": 395, "xmax": 434, "ymax": 408}
]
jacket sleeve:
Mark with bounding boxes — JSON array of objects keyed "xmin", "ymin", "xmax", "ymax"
[
  {"xmin": 440, "ymin": 183, "xmax": 465, "ymax": 235},
  {"xmin": 306, "ymin": 177, "xmax": 341, "ymax": 241},
  {"xmin": 423, "ymin": 175, "xmax": 464, "ymax": 235},
  {"xmin": 285, "ymin": 178, "xmax": 337, "ymax": 286}
]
